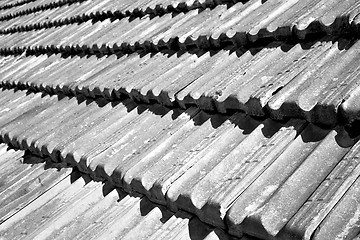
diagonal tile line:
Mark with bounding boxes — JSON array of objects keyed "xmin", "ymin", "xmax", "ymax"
[
  {"xmin": 0, "ymin": 16, "xmax": 358, "ymax": 57},
  {"xmin": 0, "ymin": 87, "xmax": 359, "ymax": 239},
  {"xmin": 0, "ymin": 149, "xmax": 71, "ymax": 224},
  {"xmin": 0, "ymin": 168, "xmax": 72, "ymax": 224},
  {"xmin": 1, "ymin": 0, "xmax": 359, "ymax": 53},
  {"xmin": 0, "ymin": 0, "xmax": 88, "ymax": 22},
  {"xmin": 0, "ymin": 151, "xmax": 248, "ymax": 240},
  {"xmin": 0, "ymin": 133, "xmax": 243, "ymax": 239},
  {"xmin": 0, "ymin": 37, "xmax": 358, "ymax": 130},
  {"xmin": 0, "ymin": 0, "xmax": 250, "ymax": 23},
  {"xmin": 0, "ymin": 0, "xmax": 37, "ymax": 11}
]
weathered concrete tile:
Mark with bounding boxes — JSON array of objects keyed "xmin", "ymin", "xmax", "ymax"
[
  {"xmin": 240, "ymin": 127, "xmax": 353, "ymax": 239},
  {"xmin": 125, "ymin": 52, "xmax": 194, "ymax": 101},
  {"xmin": 175, "ymin": 48, "xmax": 242, "ymax": 110},
  {"xmin": 276, "ymin": 139, "xmax": 360, "ymax": 240},
  {"xmin": 197, "ymin": 119, "xmax": 306, "ymax": 227},
  {"xmin": 0, "ymin": 172, "xmax": 90, "ymax": 239},
  {"xmin": 226, "ymin": 123, "xmax": 329, "ymax": 237},
  {"xmin": 165, "ymin": 117, "xmax": 298, "ymax": 226},
  {"xmin": 311, "ymin": 175, "xmax": 360, "ymax": 240},
  {"xmin": 0, "ymin": 154, "xmax": 71, "ymax": 224},
  {"xmin": 266, "ymin": 40, "xmax": 349, "ymax": 123},
  {"xmin": 91, "ymin": 107, "xmax": 199, "ymax": 186},
  {"xmin": 122, "ymin": 111, "xmax": 235, "ymax": 203},
  {"xmin": 60, "ymin": 99, "xmax": 143, "ymax": 172}
]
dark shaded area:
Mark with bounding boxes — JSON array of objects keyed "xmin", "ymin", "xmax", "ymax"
[
  {"xmin": 188, "ymin": 217, "xmax": 214, "ymax": 240},
  {"xmin": 345, "ymin": 120, "xmax": 360, "ymax": 138},
  {"xmin": 22, "ymin": 149, "xmax": 74, "ymax": 171},
  {"xmin": 300, "ymin": 123, "xmax": 330, "ymax": 143},
  {"xmin": 22, "ymin": 150, "xmax": 46, "ymax": 164},
  {"xmin": 334, "ymin": 125, "xmax": 358, "ymax": 148},
  {"xmin": 101, "ymin": 179, "xmax": 116, "ymax": 196},
  {"xmin": 139, "ymin": 197, "xmax": 173, "ymax": 223},
  {"xmin": 70, "ymin": 166, "xmax": 90, "ymax": 184}
]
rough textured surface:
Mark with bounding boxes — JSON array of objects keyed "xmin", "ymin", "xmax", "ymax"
[
  {"xmin": 0, "ymin": 0, "xmax": 359, "ymax": 38},
  {"xmin": 0, "ymin": 144, "xmax": 72, "ymax": 224},
  {"xmin": 2, "ymin": 38, "xmax": 360, "ymax": 126},
  {"xmin": 0, "ymin": 0, "xmax": 360, "ymax": 53},
  {"xmin": 0, "ymin": 1, "xmax": 360, "ymax": 125},
  {"xmin": 1, "ymin": 1, "xmax": 360, "ymax": 240},
  {"xmin": 0, "ymin": 154, "xmax": 245, "ymax": 240},
  {"xmin": 0, "ymin": 88, "xmax": 359, "ymax": 239}
]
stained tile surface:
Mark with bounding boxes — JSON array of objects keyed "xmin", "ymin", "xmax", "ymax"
[
  {"xmin": 0, "ymin": 156, "xmax": 244, "ymax": 240},
  {"xmin": 0, "ymin": 144, "xmax": 72, "ymax": 225},
  {"xmin": 0, "ymin": 88, "xmax": 359, "ymax": 239},
  {"xmin": 1, "ymin": 1, "xmax": 360, "ymax": 240}
]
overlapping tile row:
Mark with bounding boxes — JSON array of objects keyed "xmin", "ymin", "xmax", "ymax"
[
  {"xmin": 310, "ymin": 175, "xmax": 360, "ymax": 240},
  {"xmin": 0, "ymin": 0, "xmax": 220, "ymax": 34},
  {"xmin": 0, "ymin": 143, "xmax": 72, "ymax": 225},
  {"xmin": 0, "ymin": 0, "xmax": 244, "ymax": 25},
  {"xmin": 0, "ymin": 0, "xmax": 120, "ymax": 33},
  {"xmin": 227, "ymin": 125, "xmax": 360, "ymax": 239},
  {"xmin": 0, "ymin": 88, "xmax": 359, "ymax": 239},
  {"xmin": 0, "ymin": 0, "xmax": 36, "ymax": 11},
  {"xmin": 0, "ymin": 165, "xmax": 244, "ymax": 240},
  {"xmin": 0, "ymin": 0, "xmax": 85, "ymax": 20},
  {"xmin": 0, "ymin": 0, "xmax": 16, "ymax": 9},
  {"xmin": 2, "ymin": 38, "xmax": 360, "ymax": 126},
  {"xmin": 0, "ymin": 0, "xmax": 360, "ymax": 55}
]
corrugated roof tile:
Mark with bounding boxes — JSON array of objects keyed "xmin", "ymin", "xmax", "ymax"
[
  {"xmin": 278, "ymin": 140, "xmax": 360, "ymax": 240},
  {"xmin": 242, "ymin": 128, "xmax": 352, "ymax": 238},
  {"xmin": 2, "ymin": 1, "xmax": 360, "ymax": 239},
  {"xmin": 0, "ymin": 152, "xmax": 251, "ymax": 240},
  {"xmin": 311, "ymin": 174, "xmax": 360, "ymax": 240},
  {"xmin": 0, "ymin": 144, "xmax": 72, "ymax": 225},
  {"xmin": 0, "ymin": 87, "xmax": 358, "ymax": 239},
  {"xmin": 1, "ymin": 0, "xmax": 359, "ymax": 51},
  {"xmin": 1, "ymin": 37, "xmax": 360, "ymax": 126}
]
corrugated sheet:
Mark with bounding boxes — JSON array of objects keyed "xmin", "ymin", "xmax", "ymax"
[{"xmin": 0, "ymin": 88, "xmax": 359, "ymax": 239}]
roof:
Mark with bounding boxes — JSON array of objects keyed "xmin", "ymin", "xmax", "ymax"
[{"xmin": 0, "ymin": 0, "xmax": 360, "ymax": 240}]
